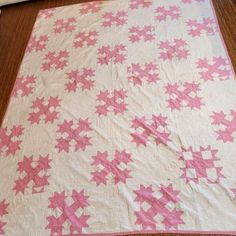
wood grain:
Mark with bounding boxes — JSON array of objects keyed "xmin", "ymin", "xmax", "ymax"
[{"xmin": 0, "ymin": 0, "xmax": 235, "ymax": 235}]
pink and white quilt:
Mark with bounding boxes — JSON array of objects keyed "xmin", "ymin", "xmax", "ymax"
[{"xmin": 1, "ymin": 0, "xmax": 236, "ymax": 235}]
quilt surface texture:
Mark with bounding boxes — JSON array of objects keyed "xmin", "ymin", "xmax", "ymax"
[{"xmin": 1, "ymin": 0, "xmax": 236, "ymax": 235}]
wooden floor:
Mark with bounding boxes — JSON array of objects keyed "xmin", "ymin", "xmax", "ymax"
[{"xmin": 0, "ymin": 0, "xmax": 235, "ymax": 235}]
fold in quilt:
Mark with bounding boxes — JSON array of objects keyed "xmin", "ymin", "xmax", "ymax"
[{"xmin": 1, "ymin": 0, "xmax": 236, "ymax": 235}]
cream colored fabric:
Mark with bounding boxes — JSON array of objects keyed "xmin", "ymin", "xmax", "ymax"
[{"xmin": 0, "ymin": 0, "xmax": 28, "ymax": 7}]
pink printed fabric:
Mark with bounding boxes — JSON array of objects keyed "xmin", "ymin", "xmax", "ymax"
[{"xmin": 1, "ymin": 0, "xmax": 236, "ymax": 235}]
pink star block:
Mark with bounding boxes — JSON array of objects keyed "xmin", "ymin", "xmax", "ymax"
[
  {"xmin": 197, "ymin": 56, "xmax": 231, "ymax": 81},
  {"xmin": 129, "ymin": 0, "xmax": 152, "ymax": 9},
  {"xmin": 96, "ymin": 89, "xmax": 128, "ymax": 116},
  {"xmin": 0, "ymin": 200, "xmax": 9, "ymax": 235},
  {"xmin": 179, "ymin": 146, "xmax": 225, "ymax": 183},
  {"xmin": 0, "ymin": 221, "xmax": 6, "ymax": 235},
  {"xmin": 28, "ymin": 96, "xmax": 61, "ymax": 124},
  {"xmin": 156, "ymin": 5, "xmax": 180, "ymax": 21},
  {"xmin": 128, "ymin": 62, "xmax": 159, "ymax": 86},
  {"xmin": 98, "ymin": 44, "xmax": 126, "ymax": 65},
  {"xmin": 38, "ymin": 9, "xmax": 55, "ymax": 19},
  {"xmin": 79, "ymin": 1, "xmax": 102, "ymax": 14},
  {"xmin": 13, "ymin": 155, "xmax": 51, "ymax": 194},
  {"xmin": 134, "ymin": 184, "xmax": 184, "ymax": 230},
  {"xmin": 26, "ymin": 35, "xmax": 48, "ymax": 53},
  {"xmin": 211, "ymin": 110, "xmax": 236, "ymax": 142},
  {"xmin": 91, "ymin": 150, "xmax": 132, "ymax": 185},
  {"xmin": 0, "ymin": 125, "xmax": 24, "ymax": 157},
  {"xmin": 0, "ymin": 200, "xmax": 8, "ymax": 217},
  {"xmin": 165, "ymin": 82, "xmax": 203, "ymax": 111},
  {"xmin": 12, "ymin": 75, "xmax": 36, "ymax": 97},
  {"xmin": 129, "ymin": 25, "xmax": 155, "ymax": 43},
  {"xmin": 102, "ymin": 10, "xmax": 127, "ymax": 27},
  {"xmin": 131, "ymin": 114, "xmax": 170, "ymax": 147},
  {"xmin": 46, "ymin": 190, "xmax": 90, "ymax": 235},
  {"xmin": 187, "ymin": 18, "xmax": 217, "ymax": 37},
  {"xmin": 74, "ymin": 30, "xmax": 98, "ymax": 48},
  {"xmin": 158, "ymin": 38, "xmax": 189, "ymax": 60},
  {"xmin": 42, "ymin": 50, "xmax": 69, "ymax": 71},
  {"xmin": 54, "ymin": 17, "xmax": 76, "ymax": 34},
  {"xmin": 65, "ymin": 68, "xmax": 95, "ymax": 92},
  {"xmin": 55, "ymin": 119, "xmax": 92, "ymax": 153}
]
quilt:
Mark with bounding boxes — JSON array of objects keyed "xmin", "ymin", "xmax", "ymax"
[{"xmin": 1, "ymin": 0, "xmax": 236, "ymax": 235}]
